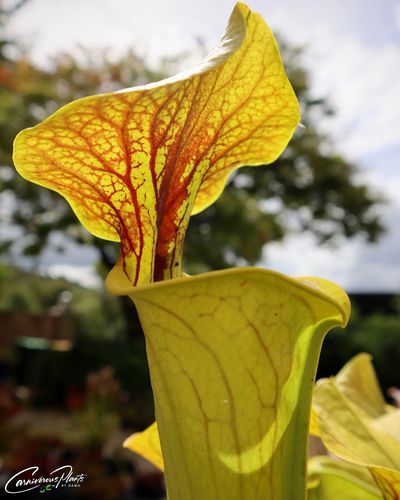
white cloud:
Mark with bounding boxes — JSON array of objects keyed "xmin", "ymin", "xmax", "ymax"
[
  {"xmin": 265, "ymin": 4, "xmax": 400, "ymax": 159},
  {"xmin": 264, "ymin": 157, "xmax": 400, "ymax": 293},
  {"xmin": 264, "ymin": 229, "xmax": 400, "ymax": 293},
  {"xmin": 396, "ymin": 0, "xmax": 400, "ymax": 32},
  {"xmin": 307, "ymin": 36, "xmax": 400, "ymax": 158},
  {"xmin": 46, "ymin": 264, "xmax": 101, "ymax": 289}
]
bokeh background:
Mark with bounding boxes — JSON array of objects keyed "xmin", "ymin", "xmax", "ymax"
[{"xmin": 0, "ymin": 0, "xmax": 399, "ymax": 498}]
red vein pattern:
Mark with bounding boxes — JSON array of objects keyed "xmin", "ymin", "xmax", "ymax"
[{"xmin": 13, "ymin": 3, "xmax": 300, "ymax": 292}]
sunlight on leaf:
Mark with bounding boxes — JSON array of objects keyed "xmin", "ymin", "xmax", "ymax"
[
  {"xmin": 313, "ymin": 353, "xmax": 400, "ymax": 499},
  {"xmin": 309, "ymin": 408, "xmax": 320, "ymax": 436},
  {"xmin": 126, "ymin": 268, "xmax": 349, "ymax": 499},
  {"xmin": 334, "ymin": 352, "xmax": 387, "ymax": 419},
  {"xmin": 123, "ymin": 421, "xmax": 164, "ymax": 471},
  {"xmin": 309, "ymin": 351, "xmax": 390, "ymax": 436},
  {"xmin": 308, "ymin": 455, "xmax": 381, "ymax": 500},
  {"xmin": 13, "ymin": 3, "xmax": 300, "ymax": 292}
]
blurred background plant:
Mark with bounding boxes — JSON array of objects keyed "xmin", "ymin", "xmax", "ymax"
[{"xmin": 0, "ymin": 1, "xmax": 398, "ymax": 499}]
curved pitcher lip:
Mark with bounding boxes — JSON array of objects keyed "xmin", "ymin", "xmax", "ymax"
[{"xmin": 127, "ymin": 266, "xmax": 350, "ymax": 327}]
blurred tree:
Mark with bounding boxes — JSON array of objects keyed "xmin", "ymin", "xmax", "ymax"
[
  {"xmin": 318, "ymin": 305, "xmax": 400, "ymax": 393},
  {"xmin": 0, "ymin": 262, "xmax": 124, "ymax": 338},
  {"xmin": 0, "ymin": 5, "xmax": 384, "ymax": 333}
]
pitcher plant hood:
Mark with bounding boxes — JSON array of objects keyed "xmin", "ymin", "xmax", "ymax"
[{"xmin": 13, "ymin": 3, "xmax": 300, "ymax": 293}]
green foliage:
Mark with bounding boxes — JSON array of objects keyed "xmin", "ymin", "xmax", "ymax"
[
  {"xmin": 70, "ymin": 335, "xmax": 152, "ymax": 409},
  {"xmin": 345, "ymin": 313, "xmax": 400, "ymax": 390},
  {"xmin": 319, "ymin": 305, "xmax": 400, "ymax": 392},
  {"xmin": 0, "ymin": 262, "xmax": 152, "ymax": 407},
  {"xmin": 17, "ymin": 334, "xmax": 153, "ymax": 414},
  {"xmin": 0, "ymin": 262, "xmax": 124, "ymax": 339}
]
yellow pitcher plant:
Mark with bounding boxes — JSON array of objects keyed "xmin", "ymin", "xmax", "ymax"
[
  {"xmin": 13, "ymin": 4, "xmax": 350, "ymax": 499},
  {"xmin": 311, "ymin": 353, "xmax": 400, "ymax": 499}
]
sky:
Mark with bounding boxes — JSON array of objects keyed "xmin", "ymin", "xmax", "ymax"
[{"xmin": 6, "ymin": 0, "xmax": 400, "ymax": 292}]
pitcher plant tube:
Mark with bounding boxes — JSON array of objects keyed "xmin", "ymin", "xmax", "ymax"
[{"xmin": 13, "ymin": 3, "xmax": 350, "ymax": 499}]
